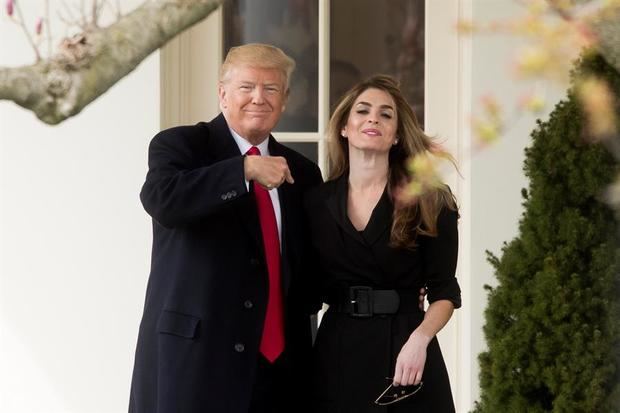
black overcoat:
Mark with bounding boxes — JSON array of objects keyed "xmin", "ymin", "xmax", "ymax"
[
  {"xmin": 129, "ymin": 114, "xmax": 322, "ymax": 413},
  {"xmin": 304, "ymin": 176, "xmax": 461, "ymax": 413}
]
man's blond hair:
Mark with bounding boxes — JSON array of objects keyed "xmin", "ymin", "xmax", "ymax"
[{"xmin": 220, "ymin": 43, "xmax": 296, "ymax": 90}]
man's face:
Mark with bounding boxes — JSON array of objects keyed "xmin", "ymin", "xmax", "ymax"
[{"xmin": 219, "ymin": 66, "xmax": 288, "ymax": 144}]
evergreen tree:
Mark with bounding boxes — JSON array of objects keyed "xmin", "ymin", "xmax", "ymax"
[{"xmin": 475, "ymin": 54, "xmax": 620, "ymax": 412}]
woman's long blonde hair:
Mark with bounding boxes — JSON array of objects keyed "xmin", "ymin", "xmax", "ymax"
[{"xmin": 327, "ymin": 75, "xmax": 457, "ymax": 248}]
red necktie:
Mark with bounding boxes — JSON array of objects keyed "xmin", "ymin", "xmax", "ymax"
[{"xmin": 246, "ymin": 146, "xmax": 285, "ymax": 363}]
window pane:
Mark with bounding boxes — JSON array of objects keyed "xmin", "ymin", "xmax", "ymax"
[
  {"xmin": 223, "ymin": 0, "xmax": 319, "ymax": 133},
  {"xmin": 330, "ymin": 0, "xmax": 425, "ymax": 126},
  {"xmin": 281, "ymin": 142, "xmax": 318, "ymax": 165}
]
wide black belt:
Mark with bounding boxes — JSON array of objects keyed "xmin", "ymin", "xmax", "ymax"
[{"xmin": 327, "ymin": 286, "xmax": 421, "ymax": 318}]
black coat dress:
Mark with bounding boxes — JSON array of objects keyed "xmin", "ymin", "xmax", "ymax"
[{"xmin": 304, "ymin": 176, "xmax": 461, "ymax": 413}]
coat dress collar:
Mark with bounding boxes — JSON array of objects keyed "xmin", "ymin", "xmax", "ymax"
[{"xmin": 325, "ymin": 174, "xmax": 393, "ymax": 247}]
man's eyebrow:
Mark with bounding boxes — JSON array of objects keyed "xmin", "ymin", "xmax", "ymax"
[{"xmin": 238, "ymin": 81, "xmax": 280, "ymax": 88}]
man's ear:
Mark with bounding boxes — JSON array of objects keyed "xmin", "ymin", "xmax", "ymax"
[
  {"xmin": 218, "ymin": 83, "xmax": 227, "ymax": 109},
  {"xmin": 282, "ymin": 88, "xmax": 290, "ymax": 112}
]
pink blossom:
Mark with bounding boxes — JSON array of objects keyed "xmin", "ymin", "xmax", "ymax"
[
  {"xmin": 518, "ymin": 92, "xmax": 545, "ymax": 114},
  {"xmin": 6, "ymin": 0, "xmax": 13, "ymax": 17},
  {"xmin": 35, "ymin": 17, "xmax": 43, "ymax": 35}
]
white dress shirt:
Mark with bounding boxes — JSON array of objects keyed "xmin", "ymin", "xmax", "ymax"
[{"xmin": 229, "ymin": 128, "xmax": 283, "ymax": 244}]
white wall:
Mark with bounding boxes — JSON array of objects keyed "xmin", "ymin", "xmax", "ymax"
[
  {"xmin": 0, "ymin": 2, "xmax": 158, "ymax": 412},
  {"xmin": 468, "ymin": 0, "xmax": 566, "ymax": 408}
]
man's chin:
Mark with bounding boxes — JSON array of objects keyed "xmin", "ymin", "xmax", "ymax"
[
  {"xmin": 242, "ymin": 129, "xmax": 273, "ymax": 143},
  {"xmin": 245, "ymin": 121, "xmax": 277, "ymax": 136}
]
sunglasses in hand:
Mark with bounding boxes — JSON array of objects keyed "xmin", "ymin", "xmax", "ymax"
[{"xmin": 374, "ymin": 378, "xmax": 424, "ymax": 406}]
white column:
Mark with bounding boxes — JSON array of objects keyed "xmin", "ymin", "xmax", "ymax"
[{"xmin": 425, "ymin": 0, "xmax": 474, "ymax": 410}]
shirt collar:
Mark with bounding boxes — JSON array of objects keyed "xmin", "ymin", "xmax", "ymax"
[{"xmin": 229, "ymin": 127, "xmax": 270, "ymax": 156}]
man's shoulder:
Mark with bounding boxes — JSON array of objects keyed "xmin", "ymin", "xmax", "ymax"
[
  {"xmin": 149, "ymin": 115, "xmax": 232, "ymax": 152},
  {"xmin": 151, "ymin": 122, "xmax": 209, "ymax": 146}
]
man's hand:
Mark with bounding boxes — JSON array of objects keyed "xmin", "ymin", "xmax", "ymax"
[
  {"xmin": 418, "ymin": 287, "xmax": 426, "ymax": 311},
  {"xmin": 244, "ymin": 155, "xmax": 294, "ymax": 190}
]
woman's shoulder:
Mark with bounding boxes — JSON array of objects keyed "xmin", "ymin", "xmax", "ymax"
[
  {"xmin": 304, "ymin": 179, "xmax": 333, "ymax": 203},
  {"xmin": 432, "ymin": 186, "xmax": 459, "ymax": 234},
  {"xmin": 303, "ymin": 177, "xmax": 344, "ymax": 213}
]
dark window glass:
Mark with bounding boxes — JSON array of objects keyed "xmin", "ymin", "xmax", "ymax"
[
  {"xmin": 330, "ymin": 0, "xmax": 425, "ymax": 126},
  {"xmin": 223, "ymin": 0, "xmax": 319, "ymax": 132},
  {"xmin": 280, "ymin": 142, "xmax": 318, "ymax": 164}
]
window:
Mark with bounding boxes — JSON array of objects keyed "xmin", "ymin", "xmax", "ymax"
[
  {"xmin": 220, "ymin": 0, "xmax": 425, "ymax": 170},
  {"xmin": 330, "ymin": 0, "xmax": 425, "ymax": 125},
  {"xmin": 223, "ymin": 0, "xmax": 319, "ymax": 133}
]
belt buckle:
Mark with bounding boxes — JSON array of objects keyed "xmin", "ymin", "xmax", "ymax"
[{"xmin": 349, "ymin": 286, "xmax": 373, "ymax": 318}]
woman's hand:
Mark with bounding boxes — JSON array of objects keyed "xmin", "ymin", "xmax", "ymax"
[
  {"xmin": 392, "ymin": 330, "xmax": 431, "ymax": 386},
  {"xmin": 393, "ymin": 300, "xmax": 454, "ymax": 386}
]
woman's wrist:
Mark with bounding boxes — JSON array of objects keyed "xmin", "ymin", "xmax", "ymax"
[{"xmin": 410, "ymin": 329, "xmax": 432, "ymax": 347}]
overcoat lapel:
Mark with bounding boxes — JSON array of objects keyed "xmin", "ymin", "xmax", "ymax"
[
  {"xmin": 208, "ymin": 114, "xmax": 243, "ymax": 161},
  {"xmin": 207, "ymin": 114, "xmax": 262, "ymax": 249}
]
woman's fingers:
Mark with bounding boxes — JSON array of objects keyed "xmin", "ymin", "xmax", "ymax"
[
  {"xmin": 394, "ymin": 361, "xmax": 425, "ymax": 386},
  {"xmin": 414, "ymin": 369, "xmax": 423, "ymax": 385},
  {"xmin": 394, "ymin": 362, "xmax": 421, "ymax": 386},
  {"xmin": 404, "ymin": 369, "xmax": 415, "ymax": 386},
  {"xmin": 393, "ymin": 362, "xmax": 403, "ymax": 386}
]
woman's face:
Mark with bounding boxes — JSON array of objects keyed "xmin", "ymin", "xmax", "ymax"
[{"xmin": 341, "ymin": 87, "xmax": 398, "ymax": 155}]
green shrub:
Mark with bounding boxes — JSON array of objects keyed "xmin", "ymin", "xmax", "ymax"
[{"xmin": 474, "ymin": 54, "xmax": 620, "ymax": 413}]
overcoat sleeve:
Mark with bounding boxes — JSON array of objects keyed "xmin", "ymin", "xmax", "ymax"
[
  {"xmin": 423, "ymin": 206, "xmax": 462, "ymax": 308},
  {"xmin": 140, "ymin": 127, "xmax": 248, "ymax": 228}
]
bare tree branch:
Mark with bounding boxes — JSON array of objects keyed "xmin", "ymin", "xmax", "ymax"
[
  {"xmin": 96, "ymin": 0, "xmax": 107, "ymax": 20},
  {"xmin": 45, "ymin": 0, "xmax": 52, "ymax": 58},
  {"xmin": 97, "ymin": 0, "xmax": 122, "ymax": 22},
  {"xmin": 59, "ymin": 1, "xmax": 81, "ymax": 30},
  {"xmin": 544, "ymin": 0, "xmax": 620, "ymax": 74},
  {"xmin": 92, "ymin": 0, "xmax": 99, "ymax": 27},
  {"xmin": 116, "ymin": 0, "xmax": 122, "ymax": 20},
  {"xmin": 0, "ymin": 0, "xmax": 224, "ymax": 124},
  {"xmin": 590, "ymin": 6, "xmax": 620, "ymax": 74},
  {"xmin": 80, "ymin": 0, "xmax": 87, "ymax": 28},
  {"xmin": 547, "ymin": 0, "xmax": 574, "ymax": 20},
  {"xmin": 14, "ymin": 0, "xmax": 42, "ymax": 61}
]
